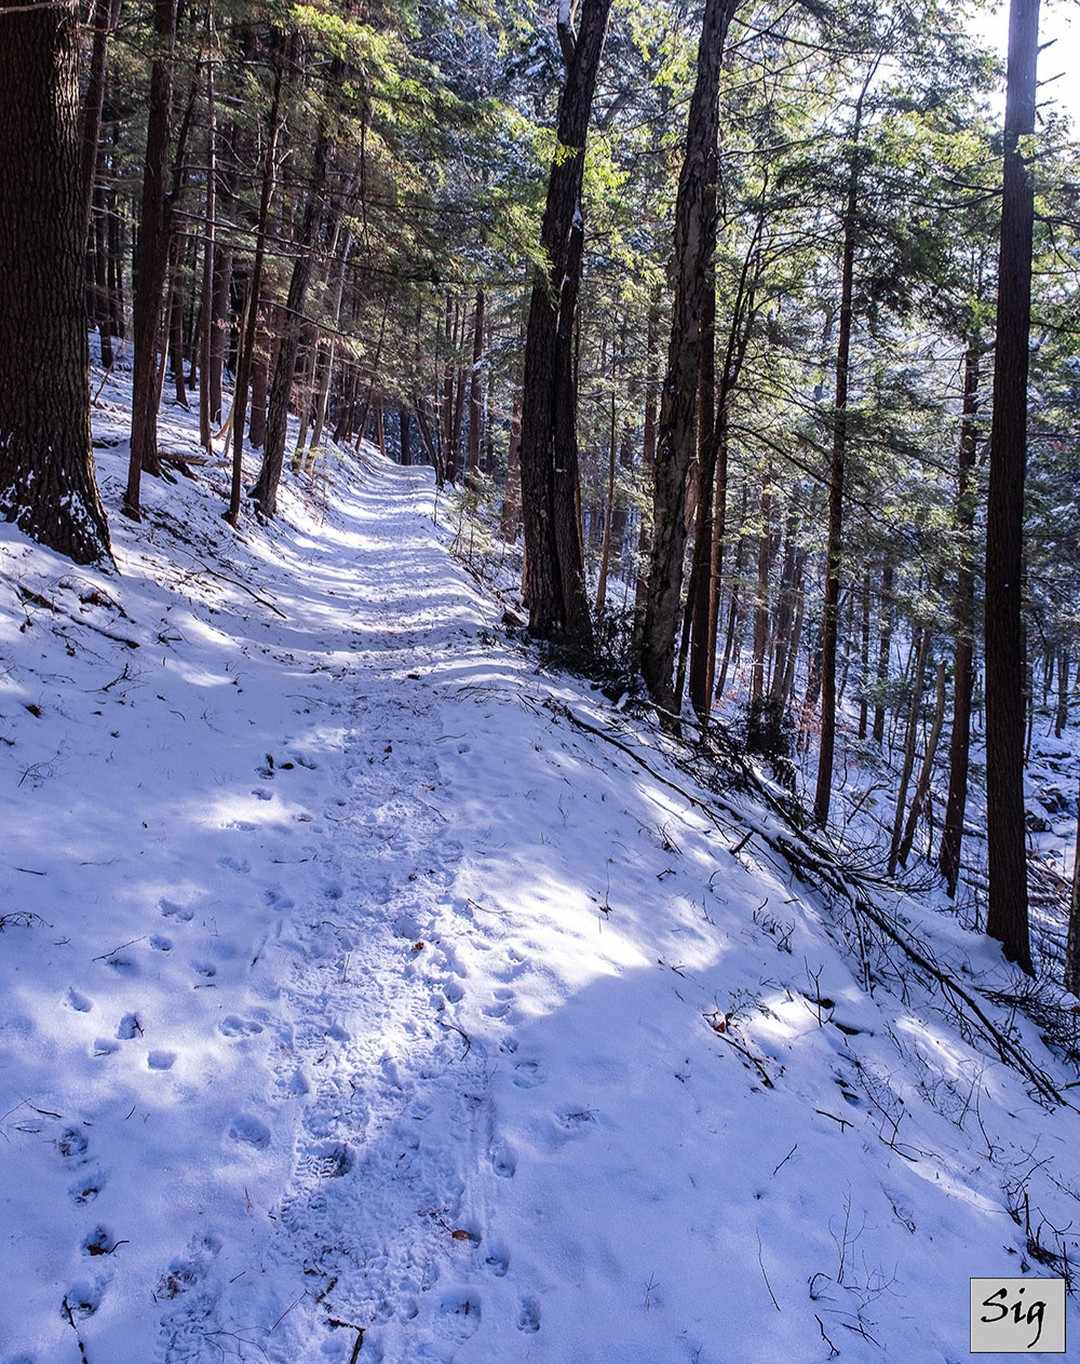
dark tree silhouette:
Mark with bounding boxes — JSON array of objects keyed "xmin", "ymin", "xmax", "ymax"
[
  {"xmin": 0, "ymin": 0, "xmax": 110, "ymax": 564},
  {"xmin": 984, "ymin": 0, "xmax": 1040, "ymax": 976}
]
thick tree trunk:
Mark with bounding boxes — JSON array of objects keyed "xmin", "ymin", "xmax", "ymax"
[
  {"xmin": 0, "ymin": 0, "xmax": 110, "ymax": 564},
  {"xmin": 518, "ymin": 0, "xmax": 612, "ymax": 648},
  {"xmin": 640, "ymin": 0, "xmax": 738, "ymax": 712},
  {"xmin": 985, "ymin": 0, "xmax": 1039, "ymax": 976}
]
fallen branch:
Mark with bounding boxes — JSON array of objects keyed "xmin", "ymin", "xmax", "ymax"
[
  {"xmin": 17, "ymin": 585, "xmax": 140, "ymax": 649},
  {"xmin": 849, "ymin": 896, "xmax": 1067, "ymax": 1109},
  {"xmin": 552, "ymin": 698, "xmax": 1071, "ymax": 1111},
  {"xmin": 155, "ymin": 546, "xmax": 288, "ymax": 619}
]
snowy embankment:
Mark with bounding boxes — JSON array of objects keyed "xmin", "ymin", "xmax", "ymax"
[{"xmin": 2, "ymin": 394, "xmax": 1080, "ymax": 1363}]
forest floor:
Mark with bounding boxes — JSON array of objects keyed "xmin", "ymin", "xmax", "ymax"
[{"xmin": 3, "ymin": 364, "xmax": 1080, "ymax": 1363}]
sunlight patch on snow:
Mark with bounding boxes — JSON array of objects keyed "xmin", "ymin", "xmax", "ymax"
[{"xmin": 894, "ymin": 1013, "xmax": 978, "ymax": 1079}]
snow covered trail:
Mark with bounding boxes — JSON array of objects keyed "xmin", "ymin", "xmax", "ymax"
[
  {"xmin": 4, "ymin": 439, "xmax": 1080, "ymax": 1364},
  {"xmin": 1, "ymin": 454, "xmax": 499, "ymax": 1363}
]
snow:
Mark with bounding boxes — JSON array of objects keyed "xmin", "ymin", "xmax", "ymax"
[{"xmin": 3, "ymin": 367, "xmax": 1080, "ymax": 1362}]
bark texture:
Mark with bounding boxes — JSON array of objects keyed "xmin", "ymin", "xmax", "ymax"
[
  {"xmin": 517, "ymin": 0, "xmax": 613, "ymax": 647},
  {"xmin": 0, "ymin": 0, "xmax": 110, "ymax": 564},
  {"xmin": 640, "ymin": 0, "xmax": 738, "ymax": 711},
  {"xmin": 985, "ymin": 0, "xmax": 1039, "ymax": 975}
]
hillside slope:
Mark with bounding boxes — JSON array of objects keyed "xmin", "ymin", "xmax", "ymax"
[{"xmin": 2, "ymin": 402, "xmax": 1079, "ymax": 1362}]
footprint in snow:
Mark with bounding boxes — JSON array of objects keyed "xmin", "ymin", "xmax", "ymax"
[
  {"xmin": 555, "ymin": 1106, "xmax": 597, "ymax": 1132},
  {"xmin": 489, "ymin": 1142, "xmax": 517, "ymax": 1179},
  {"xmin": 218, "ymin": 1015, "xmax": 264, "ymax": 1038},
  {"xmin": 116, "ymin": 1013, "xmax": 142, "ymax": 1040},
  {"xmin": 517, "ymin": 1298, "xmax": 541, "ymax": 1334},
  {"xmin": 81, "ymin": 1225, "xmax": 122, "ymax": 1257},
  {"xmin": 217, "ymin": 855, "xmax": 250, "ymax": 874},
  {"xmin": 149, "ymin": 935, "xmax": 172, "ymax": 951},
  {"xmin": 147, "ymin": 1050, "xmax": 176, "ymax": 1070},
  {"xmin": 226, "ymin": 1114, "xmax": 271, "ymax": 1150},
  {"xmin": 62, "ymin": 1278, "xmax": 106, "ymax": 1319},
  {"xmin": 154, "ymin": 1232, "xmax": 222, "ymax": 1300},
  {"xmin": 69, "ymin": 1172, "xmax": 107, "ymax": 1205},
  {"xmin": 57, "ymin": 1127, "xmax": 90, "ymax": 1161},
  {"xmin": 438, "ymin": 979, "xmax": 465, "ymax": 1005},
  {"xmin": 437, "ymin": 1292, "xmax": 481, "ymax": 1340},
  {"xmin": 484, "ymin": 1249, "xmax": 509, "ymax": 1278},
  {"xmin": 103, "ymin": 952, "xmax": 138, "ymax": 975},
  {"xmin": 64, "ymin": 987, "xmax": 93, "ymax": 1013},
  {"xmin": 159, "ymin": 898, "xmax": 193, "ymax": 921},
  {"xmin": 511, "ymin": 1059, "xmax": 542, "ymax": 1089}
]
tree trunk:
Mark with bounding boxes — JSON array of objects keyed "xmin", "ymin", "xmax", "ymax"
[
  {"xmin": 198, "ymin": 4, "xmax": 217, "ymax": 452},
  {"xmin": 248, "ymin": 345, "xmax": 268, "ymax": 449},
  {"xmin": 985, "ymin": 0, "xmax": 1039, "ymax": 976},
  {"xmin": 252, "ymin": 119, "xmax": 330, "ymax": 518},
  {"xmin": 467, "ymin": 284, "xmax": 485, "ymax": 479},
  {"xmin": 124, "ymin": 0, "xmax": 177, "ymax": 517},
  {"xmin": 517, "ymin": 0, "xmax": 612, "ymax": 648},
  {"xmin": 499, "ymin": 394, "xmax": 522, "ymax": 543},
  {"xmin": 939, "ymin": 336, "xmax": 982, "ymax": 897},
  {"xmin": 399, "ymin": 404, "xmax": 412, "ymax": 467},
  {"xmin": 226, "ymin": 34, "xmax": 284, "ymax": 525},
  {"xmin": 683, "ymin": 179, "xmax": 718, "ymax": 719},
  {"xmin": 80, "ymin": 0, "xmax": 121, "ymax": 242},
  {"xmin": 166, "ymin": 237, "xmax": 189, "ymax": 407},
  {"xmin": 888, "ymin": 630, "xmax": 931, "ymax": 877},
  {"xmin": 1065, "ymin": 770, "xmax": 1080, "ymax": 997},
  {"xmin": 897, "ymin": 656, "xmax": 948, "ymax": 869},
  {"xmin": 813, "ymin": 91, "xmax": 866, "ymax": 826},
  {"xmin": 640, "ymin": 0, "xmax": 738, "ymax": 711},
  {"xmin": 308, "ymin": 226, "xmax": 352, "ymax": 463},
  {"xmin": 595, "ymin": 386, "xmax": 618, "ymax": 614},
  {"xmin": 634, "ymin": 296, "xmax": 661, "ymax": 614},
  {"xmin": 0, "ymin": 0, "xmax": 110, "ymax": 564},
  {"xmin": 1055, "ymin": 648, "xmax": 1069, "ymax": 739},
  {"xmin": 89, "ymin": 175, "xmax": 112, "ymax": 366}
]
